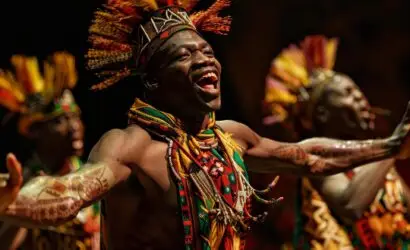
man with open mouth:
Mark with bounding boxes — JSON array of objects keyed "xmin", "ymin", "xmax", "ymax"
[{"xmin": 1, "ymin": 1, "xmax": 410, "ymax": 250}]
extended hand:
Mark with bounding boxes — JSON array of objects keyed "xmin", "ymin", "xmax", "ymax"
[
  {"xmin": 390, "ymin": 101, "xmax": 410, "ymax": 160},
  {"xmin": 0, "ymin": 153, "xmax": 23, "ymax": 213}
]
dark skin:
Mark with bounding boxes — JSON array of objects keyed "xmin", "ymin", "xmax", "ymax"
[
  {"xmin": 31, "ymin": 112, "xmax": 84, "ymax": 174},
  {"xmin": 305, "ymin": 74, "xmax": 410, "ymax": 222},
  {"xmin": 1, "ymin": 30, "xmax": 410, "ymax": 250},
  {"xmin": 0, "ymin": 110, "xmax": 85, "ymax": 250},
  {"xmin": 313, "ymin": 73, "xmax": 375, "ymax": 139}
]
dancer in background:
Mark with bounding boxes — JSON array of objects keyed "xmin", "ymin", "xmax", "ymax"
[
  {"xmin": 0, "ymin": 53, "xmax": 99, "ymax": 249},
  {"xmin": 1, "ymin": 1, "xmax": 410, "ymax": 249},
  {"xmin": 263, "ymin": 35, "xmax": 410, "ymax": 249}
]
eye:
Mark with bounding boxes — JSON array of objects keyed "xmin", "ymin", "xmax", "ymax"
[
  {"xmin": 173, "ymin": 49, "xmax": 191, "ymax": 62},
  {"xmin": 344, "ymin": 85, "xmax": 355, "ymax": 96},
  {"xmin": 177, "ymin": 53, "xmax": 190, "ymax": 61},
  {"xmin": 203, "ymin": 47, "xmax": 214, "ymax": 57}
]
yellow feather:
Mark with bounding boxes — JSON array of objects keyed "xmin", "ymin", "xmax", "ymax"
[
  {"xmin": 43, "ymin": 61, "xmax": 55, "ymax": 102},
  {"xmin": 7, "ymin": 71, "xmax": 25, "ymax": 102},
  {"xmin": 0, "ymin": 77, "xmax": 12, "ymax": 92},
  {"xmin": 274, "ymin": 57, "xmax": 308, "ymax": 88},
  {"xmin": 11, "ymin": 56, "xmax": 44, "ymax": 93},
  {"xmin": 135, "ymin": 0, "xmax": 158, "ymax": 11},
  {"xmin": 325, "ymin": 38, "xmax": 338, "ymax": 69},
  {"xmin": 26, "ymin": 57, "xmax": 45, "ymax": 93},
  {"xmin": 0, "ymin": 71, "xmax": 25, "ymax": 103},
  {"xmin": 52, "ymin": 52, "xmax": 78, "ymax": 90},
  {"xmin": 265, "ymin": 88, "xmax": 297, "ymax": 104},
  {"xmin": 0, "ymin": 75, "xmax": 24, "ymax": 111}
]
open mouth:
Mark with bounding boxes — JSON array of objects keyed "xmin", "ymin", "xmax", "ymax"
[
  {"xmin": 193, "ymin": 71, "xmax": 220, "ymax": 96},
  {"xmin": 72, "ymin": 139, "xmax": 84, "ymax": 154}
]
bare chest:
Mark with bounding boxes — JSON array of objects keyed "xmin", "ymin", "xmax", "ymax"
[{"xmin": 102, "ymin": 142, "xmax": 184, "ymax": 249}]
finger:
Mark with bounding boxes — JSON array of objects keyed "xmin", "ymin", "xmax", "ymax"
[
  {"xmin": 0, "ymin": 173, "xmax": 10, "ymax": 181},
  {"xmin": 401, "ymin": 101, "xmax": 410, "ymax": 123},
  {"xmin": 6, "ymin": 153, "xmax": 23, "ymax": 187},
  {"xmin": 0, "ymin": 180, "xmax": 7, "ymax": 187}
]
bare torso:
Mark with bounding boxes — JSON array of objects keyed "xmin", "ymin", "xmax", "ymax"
[
  {"xmin": 101, "ymin": 138, "xmax": 184, "ymax": 250},
  {"xmin": 3, "ymin": 116, "xmax": 410, "ymax": 249}
]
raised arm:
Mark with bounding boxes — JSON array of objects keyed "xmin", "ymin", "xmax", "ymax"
[
  {"xmin": 0, "ymin": 126, "xmax": 149, "ymax": 227},
  {"xmin": 217, "ymin": 102, "xmax": 410, "ymax": 176},
  {"xmin": 310, "ymin": 159, "xmax": 396, "ymax": 223}
]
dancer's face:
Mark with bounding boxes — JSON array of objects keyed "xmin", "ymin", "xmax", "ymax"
[
  {"xmin": 147, "ymin": 30, "xmax": 222, "ymax": 116},
  {"xmin": 313, "ymin": 73, "xmax": 375, "ymax": 138}
]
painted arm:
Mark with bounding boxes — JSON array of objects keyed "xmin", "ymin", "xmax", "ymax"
[
  {"xmin": 0, "ymin": 126, "xmax": 149, "ymax": 227},
  {"xmin": 218, "ymin": 102, "xmax": 410, "ymax": 176}
]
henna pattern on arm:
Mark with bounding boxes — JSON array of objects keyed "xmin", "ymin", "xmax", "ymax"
[
  {"xmin": 271, "ymin": 138, "xmax": 395, "ymax": 175},
  {"xmin": 246, "ymin": 136, "xmax": 397, "ymax": 175},
  {"xmin": 3, "ymin": 163, "xmax": 115, "ymax": 226}
]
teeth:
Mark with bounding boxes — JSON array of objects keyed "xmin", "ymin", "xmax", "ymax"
[
  {"xmin": 72, "ymin": 140, "xmax": 83, "ymax": 150},
  {"xmin": 198, "ymin": 72, "xmax": 218, "ymax": 83}
]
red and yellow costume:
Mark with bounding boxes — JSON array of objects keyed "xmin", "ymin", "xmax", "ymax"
[
  {"xmin": 263, "ymin": 36, "xmax": 410, "ymax": 249},
  {"xmin": 0, "ymin": 53, "xmax": 100, "ymax": 250}
]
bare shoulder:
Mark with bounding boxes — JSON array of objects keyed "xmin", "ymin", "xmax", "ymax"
[
  {"xmin": 216, "ymin": 120, "xmax": 253, "ymax": 136},
  {"xmin": 89, "ymin": 125, "xmax": 152, "ymax": 164},
  {"xmin": 216, "ymin": 120, "xmax": 261, "ymax": 149}
]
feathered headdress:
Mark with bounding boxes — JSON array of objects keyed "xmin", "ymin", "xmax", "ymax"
[
  {"xmin": 0, "ymin": 52, "xmax": 80, "ymax": 135},
  {"xmin": 263, "ymin": 35, "xmax": 338, "ymax": 125},
  {"xmin": 86, "ymin": 0, "xmax": 232, "ymax": 90}
]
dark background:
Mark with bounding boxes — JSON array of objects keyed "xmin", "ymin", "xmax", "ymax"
[{"xmin": 1, "ymin": 0, "xmax": 410, "ymax": 248}]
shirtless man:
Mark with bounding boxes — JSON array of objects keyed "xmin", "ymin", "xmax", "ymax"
[{"xmin": 1, "ymin": 1, "xmax": 410, "ymax": 249}]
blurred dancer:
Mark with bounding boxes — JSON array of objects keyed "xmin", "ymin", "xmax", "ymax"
[
  {"xmin": 263, "ymin": 35, "xmax": 410, "ymax": 249},
  {"xmin": 0, "ymin": 53, "xmax": 99, "ymax": 249}
]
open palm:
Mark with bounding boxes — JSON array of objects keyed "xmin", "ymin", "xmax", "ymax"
[{"xmin": 0, "ymin": 153, "xmax": 23, "ymax": 213}]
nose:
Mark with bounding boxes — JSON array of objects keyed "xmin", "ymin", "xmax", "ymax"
[
  {"xmin": 68, "ymin": 116, "xmax": 83, "ymax": 137},
  {"xmin": 191, "ymin": 51, "xmax": 213, "ymax": 70}
]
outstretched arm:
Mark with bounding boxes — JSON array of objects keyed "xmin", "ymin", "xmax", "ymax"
[
  {"xmin": 0, "ymin": 126, "xmax": 149, "ymax": 227},
  {"xmin": 242, "ymin": 134, "xmax": 396, "ymax": 176},
  {"xmin": 218, "ymin": 102, "xmax": 410, "ymax": 176}
]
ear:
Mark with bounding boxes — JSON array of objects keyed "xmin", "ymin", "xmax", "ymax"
[{"xmin": 315, "ymin": 105, "xmax": 330, "ymax": 124}]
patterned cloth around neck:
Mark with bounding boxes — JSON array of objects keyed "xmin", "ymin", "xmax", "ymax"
[{"xmin": 128, "ymin": 99, "xmax": 252, "ymax": 250}]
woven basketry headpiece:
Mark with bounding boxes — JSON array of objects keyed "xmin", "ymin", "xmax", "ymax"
[{"xmin": 86, "ymin": 0, "xmax": 232, "ymax": 91}]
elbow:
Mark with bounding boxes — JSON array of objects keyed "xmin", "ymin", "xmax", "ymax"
[
  {"xmin": 341, "ymin": 203, "xmax": 366, "ymax": 221},
  {"xmin": 338, "ymin": 195, "xmax": 367, "ymax": 221}
]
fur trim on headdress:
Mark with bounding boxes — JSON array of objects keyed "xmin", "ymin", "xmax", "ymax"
[
  {"xmin": 263, "ymin": 35, "xmax": 338, "ymax": 125},
  {"xmin": 86, "ymin": 0, "xmax": 232, "ymax": 91},
  {"xmin": 0, "ymin": 52, "xmax": 79, "ymax": 135}
]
